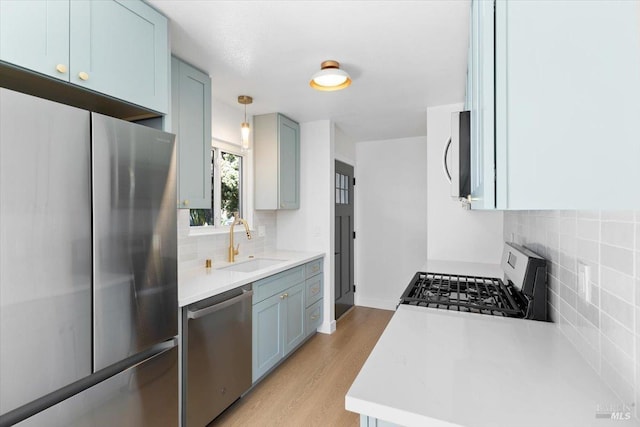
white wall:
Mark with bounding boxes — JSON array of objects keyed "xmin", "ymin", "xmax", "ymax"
[
  {"xmin": 355, "ymin": 137, "xmax": 429, "ymax": 310},
  {"xmin": 211, "ymin": 97, "xmax": 244, "ymax": 145},
  {"xmin": 426, "ymin": 103, "xmax": 503, "ymax": 263},
  {"xmin": 334, "ymin": 125, "xmax": 356, "ymax": 165},
  {"xmin": 277, "ymin": 120, "xmax": 336, "ymax": 333}
]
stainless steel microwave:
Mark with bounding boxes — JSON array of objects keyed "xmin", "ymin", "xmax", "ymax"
[{"xmin": 443, "ymin": 110, "xmax": 471, "ymax": 201}]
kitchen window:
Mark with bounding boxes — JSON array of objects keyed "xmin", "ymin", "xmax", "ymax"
[{"xmin": 190, "ymin": 147, "xmax": 243, "ymax": 227}]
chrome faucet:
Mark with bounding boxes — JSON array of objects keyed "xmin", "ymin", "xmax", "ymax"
[{"xmin": 228, "ymin": 213, "xmax": 252, "ymax": 262}]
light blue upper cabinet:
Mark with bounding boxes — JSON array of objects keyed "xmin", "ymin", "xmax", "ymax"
[
  {"xmin": 495, "ymin": 0, "xmax": 640, "ymax": 210},
  {"xmin": 254, "ymin": 113, "xmax": 300, "ymax": 210},
  {"xmin": 0, "ymin": 0, "xmax": 168, "ymax": 114},
  {"xmin": 278, "ymin": 115, "xmax": 301, "ymax": 209},
  {"xmin": 171, "ymin": 57, "xmax": 212, "ymax": 209},
  {"xmin": 0, "ymin": 0, "xmax": 70, "ymax": 81},
  {"xmin": 468, "ymin": 0, "xmax": 495, "ymax": 210},
  {"xmin": 70, "ymin": 0, "xmax": 169, "ymax": 114},
  {"xmin": 469, "ymin": 0, "xmax": 640, "ymax": 210}
]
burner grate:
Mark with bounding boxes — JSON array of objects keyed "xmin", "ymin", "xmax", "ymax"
[{"xmin": 400, "ymin": 272, "xmax": 524, "ymax": 317}]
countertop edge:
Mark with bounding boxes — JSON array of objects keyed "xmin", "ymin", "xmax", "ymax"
[
  {"xmin": 345, "ymin": 394, "xmax": 462, "ymax": 427},
  {"xmin": 178, "ymin": 251, "xmax": 325, "ymax": 307}
]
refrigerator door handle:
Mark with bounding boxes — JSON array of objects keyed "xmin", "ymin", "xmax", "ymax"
[
  {"xmin": 0, "ymin": 338, "xmax": 177, "ymax": 427},
  {"xmin": 187, "ymin": 289, "xmax": 253, "ymax": 320}
]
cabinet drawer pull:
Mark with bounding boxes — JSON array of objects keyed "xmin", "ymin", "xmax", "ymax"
[
  {"xmin": 280, "ymin": 293, "xmax": 288, "ymax": 299},
  {"xmin": 78, "ymin": 71, "xmax": 89, "ymax": 81},
  {"xmin": 56, "ymin": 64, "xmax": 67, "ymax": 73}
]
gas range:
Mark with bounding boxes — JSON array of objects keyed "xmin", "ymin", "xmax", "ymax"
[{"xmin": 399, "ymin": 243, "xmax": 548, "ymax": 321}]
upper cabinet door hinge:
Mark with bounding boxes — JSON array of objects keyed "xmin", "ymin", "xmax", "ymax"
[
  {"xmin": 353, "ymin": 231, "xmax": 356, "ymax": 239},
  {"xmin": 352, "ymin": 177, "xmax": 356, "ymax": 186}
]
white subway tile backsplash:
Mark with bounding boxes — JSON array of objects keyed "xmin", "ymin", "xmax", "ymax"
[
  {"xmin": 601, "ymin": 334, "xmax": 635, "ymax": 391},
  {"xmin": 601, "ymin": 290, "xmax": 634, "ymax": 332},
  {"xmin": 601, "ymin": 266, "xmax": 635, "ymax": 302},
  {"xmin": 577, "ymin": 299, "xmax": 599, "ymax": 328},
  {"xmin": 177, "ymin": 209, "xmax": 278, "ymax": 276},
  {"xmin": 505, "ymin": 210, "xmax": 640, "ymax": 413},
  {"xmin": 601, "ymin": 244, "xmax": 634, "ymax": 276},
  {"xmin": 559, "ymin": 282, "xmax": 578, "ymax": 307},
  {"xmin": 601, "ymin": 211, "xmax": 635, "ymax": 222},
  {"xmin": 559, "ymin": 298, "xmax": 578, "ymax": 326},
  {"xmin": 558, "ymin": 266, "xmax": 577, "ymax": 292},
  {"xmin": 576, "ymin": 308, "xmax": 600, "ymax": 348},
  {"xmin": 559, "ymin": 233, "xmax": 577, "ymax": 256},
  {"xmin": 576, "ymin": 238, "xmax": 599, "ymax": 265},
  {"xmin": 600, "ymin": 312, "xmax": 634, "ymax": 358},
  {"xmin": 577, "ymin": 219, "xmax": 599, "ymax": 241},
  {"xmin": 601, "ymin": 221, "xmax": 635, "ymax": 250},
  {"xmin": 578, "ymin": 210, "xmax": 600, "ymax": 220}
]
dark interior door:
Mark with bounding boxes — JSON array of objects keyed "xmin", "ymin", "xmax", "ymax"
[{"xmin": 335, "ymin": 160, "xmax": 354, "ymax": 320}]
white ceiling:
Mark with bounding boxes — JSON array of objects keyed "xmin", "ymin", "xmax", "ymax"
[{"xmin": 150, "ymin": 0, "xmax": 470, "ymax": 142}]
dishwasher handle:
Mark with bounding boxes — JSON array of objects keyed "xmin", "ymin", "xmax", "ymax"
[{"xmin": 187, "ymin": 289, "xmax": 253, "ymax": 320}]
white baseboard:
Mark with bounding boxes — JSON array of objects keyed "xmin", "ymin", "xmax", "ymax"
[
  {"xmin": 354, "ymin": 296, "xmax": 398, "ymax": 311},
  {"xmin": 317, "ymin": 319, "xmax": 336, "ymax": 335}
]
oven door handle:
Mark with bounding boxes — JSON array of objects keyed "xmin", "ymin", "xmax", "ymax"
[{"xmin": 443, "ymin": 137, "xmax": 452, "ymax": 183}]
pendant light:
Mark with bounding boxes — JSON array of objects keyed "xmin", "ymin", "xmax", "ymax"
[
  {"xmin": 310, "ymin": 60, "xmax": 352, "ymax": 91},
  {"xmin": 238, "ymin": 95, "xmax": 253, "ymax": 150}
]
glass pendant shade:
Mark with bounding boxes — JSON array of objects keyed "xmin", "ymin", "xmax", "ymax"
[{"xmin": 241, "ymin": 122, "xmax": 250, "ymax": 150}]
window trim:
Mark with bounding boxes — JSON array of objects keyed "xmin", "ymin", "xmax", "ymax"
[{"xmin": 189, "ymin": 138, "xmax": 249, "ymax": 234}]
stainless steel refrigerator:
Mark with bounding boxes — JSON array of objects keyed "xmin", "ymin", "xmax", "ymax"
[{"xmin": 0, "ymin": 88, "xmax": 178, "ymax": 426}]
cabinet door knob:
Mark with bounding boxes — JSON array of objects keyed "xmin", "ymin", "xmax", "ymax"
[
  {"xmin": 55, "ymin": 64, "xmax": 67, "ymax": 73},
  {"xmin": 183, "ymin": 199, "xmax": 190, "ymax": 206},
  {"xmin": 78, "ymin": 72, "xmax": 89, "ymax": 81}
]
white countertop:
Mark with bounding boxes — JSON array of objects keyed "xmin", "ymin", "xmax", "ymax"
[
  {"xmin": 178, "ymin": 250, "xmax": 324, "ymax": 306},
  {"xmin": 346, "ymin": 305, "xmax": 639, "ymax": 427}
]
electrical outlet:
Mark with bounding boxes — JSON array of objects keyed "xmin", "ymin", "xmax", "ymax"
[{"xmin": 578, "ymin": 263, "xmax": 591, "ymax": 303}]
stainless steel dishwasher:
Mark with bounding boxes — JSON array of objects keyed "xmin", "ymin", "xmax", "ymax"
[{"xmin": 186, "ymin": 284, "xmax": 253, "ymax": 426}]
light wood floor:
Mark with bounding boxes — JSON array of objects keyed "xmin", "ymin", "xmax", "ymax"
[{"xmin": 211, "ymin": 307, "xmax": 394, "ymax": 427}]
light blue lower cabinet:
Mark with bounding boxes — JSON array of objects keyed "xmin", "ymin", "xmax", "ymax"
[
  {"xmin": 252, "ymin": 293, "xmax": 284, "ymax": 383},
  {"xmin": 305, "ymin": 299, "xmax": 323, "ymax": 336},
  {"xmin": 360, "ymin": 415, "xmax": 400, "ymax": 427},
  {"xmin": 283, "ymin": 283, "xmax": 305, "ymax": 355},
  {"xmin": 252, "ymin": 260, "xmax": 324, "ymax": 384}
]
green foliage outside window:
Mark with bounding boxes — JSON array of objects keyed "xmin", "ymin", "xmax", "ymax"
[
  {"xmin": 220, "ymin": 152, "xmax": 240, "ymax": 225},
  {"xmin": 189, "ymin": 150, "xmax": 241, "ymax": 227}
]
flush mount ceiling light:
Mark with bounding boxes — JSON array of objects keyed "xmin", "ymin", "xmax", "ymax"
[
  {"xmin": 238, "ymin": 95, "xmax": 253, "ymax": 151},
  {"xmin": 310, "ymin": 60, "xmax": 352, "ymax": 91}
]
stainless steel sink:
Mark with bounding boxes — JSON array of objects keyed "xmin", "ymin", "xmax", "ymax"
[{"xmin": 219, "ymin": 258, "xmax": 286, "ymax": 273}]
